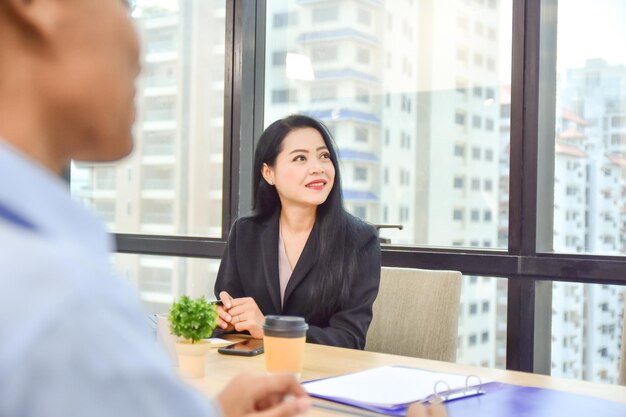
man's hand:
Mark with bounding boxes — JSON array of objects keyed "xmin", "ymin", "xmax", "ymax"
[{"xmin": 217, "ymin": 373, "xmax": 310, "ymax": 417}]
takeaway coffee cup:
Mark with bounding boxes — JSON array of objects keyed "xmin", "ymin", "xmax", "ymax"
[{"xmin": 263, "ymin": 316, "xmax": 308, "ymax": 377}]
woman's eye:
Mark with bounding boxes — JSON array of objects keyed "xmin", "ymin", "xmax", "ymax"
[
  {"xmin": 293, "ymin": 155, "xmax": 306, "ymax": 162},
  {"xmin": 320, "ymin": 152, "xmax": 331, "ymax": 160}
]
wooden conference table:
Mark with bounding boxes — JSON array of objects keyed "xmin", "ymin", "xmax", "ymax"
[{"xmin": 181, "ymin": 341, "xmax": 626, "ymax": 416}]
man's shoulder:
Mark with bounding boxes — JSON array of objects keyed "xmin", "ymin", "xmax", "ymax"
[{"xmin": 0, "ymin": 221, "xmax": 112, "ymax": 305}]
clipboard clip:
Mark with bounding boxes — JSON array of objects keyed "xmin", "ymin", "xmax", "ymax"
[{"xmin": 429, "ymin": 375, "xmax": 485, "ymax": 403}]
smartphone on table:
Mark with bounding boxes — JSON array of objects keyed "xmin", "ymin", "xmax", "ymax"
[{"xmin": 218, "ymin": 338, "xmax": 264, "ymax": 356}]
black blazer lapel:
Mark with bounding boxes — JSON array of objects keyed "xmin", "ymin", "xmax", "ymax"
[
  {"xmin": 260, "ymin": 211, "xmax": 282, "ymax": 313},
  {"xmin": 283, "ymin": 221, "xmax": 318, "ymax": 304}
]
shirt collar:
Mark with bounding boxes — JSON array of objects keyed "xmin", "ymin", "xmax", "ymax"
[{"xmin": 0, "ymin": 139, "xmax": 114, "ymax": 256}]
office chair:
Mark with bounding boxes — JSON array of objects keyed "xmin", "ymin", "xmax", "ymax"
[{"xmin": 365, "ymin": 267, "xmax": 462, "ymax": 362}]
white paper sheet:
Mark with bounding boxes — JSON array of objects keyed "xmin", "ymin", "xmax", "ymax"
[{"xmin": 303, "ymin": 366, "xmax": 490, "ymax": 406}]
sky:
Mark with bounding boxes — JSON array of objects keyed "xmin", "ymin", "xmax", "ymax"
[{"xmin": 499, "ymin": 0, "xmax": 626, "ymax": 82}]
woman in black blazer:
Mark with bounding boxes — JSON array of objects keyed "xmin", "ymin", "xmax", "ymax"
[{"xmin": 214, "ymin": 114, "xmax": 381, "ymax": 349}]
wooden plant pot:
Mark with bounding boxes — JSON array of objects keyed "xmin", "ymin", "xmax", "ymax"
[{"xmin": 175, "ymin": 340, "xmax": 211, "ymax": 378}]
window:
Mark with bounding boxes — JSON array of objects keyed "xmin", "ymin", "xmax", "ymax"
[
  {"xmin": 272, "ymin": 51, "xmax": 287, "ymax": 66},
  {"xmin": 311, "ymin": 85, "xmax": 336, "ymax": 102},
  {"xmin": 273, "ymin": 12, "xmax": 297, "ymax": 28},
  {"xmin": 355, "ymin": 126, "xmax": 369, "ymax": 143},
  {"xmin": 482, "ymin": 301, "xmax": 490, "ymax": 313},
  {"xmin": 144, "ymin": 97, "xmax": 176, "ymax": 122},
  {"xmin": 456, "ymin": 79, "xmax": 468, "ymax": 96},
  {"xmin": 94, "ymin": 167, "xmax": 116, "ymax": 189},
  {"xmin": 263, "ymin": 0, "xmax": 512, "ymax": 255},
  {"xmin": 141, "ymin": 200, "xmax": 174, "ymax": 225},
  {"xmin": 481, "ymin": 331, "xmax": 490, "ymax": 343},
  {"xmin": 94, "ymin": 200, "xmax": 115, "ymax": 223},
  {"xmin": 471, "ymin": 178, "xmax": 480, "ymax": 190},
  {"xmin": 72, "ymin": 2, "xmax": 227, "ymax": 238},
  {"xmin": 354, "ymin": 205, "xmax": 367, "ymax": 219},
  {"xmin": 142, "ymin": 166, "xmax": 174, "ymax": 190},
  {"xmin": 485, "ymin": 118, "xmax": 495, "ymax": 131},
  {"xmin": 469, "ymin": 334, "xmax": 478, "ymax": 346},
  {"xmin": 271, "ymin": 89, "xmax": 296, "ymax": 104},
  {"xmin": 355, "ymin": 87, "xmax": 370, "ymax": 103},
  {"xmin": 471, "ymin": 209, "xmax": 480, "ymax": 222},
  {"xmin": 485, "ymin": 149, "xmax": 494, "ymax": 161},
  {"xmin": 455, "ymin": 111, "xmax": 466, "ymax": 126},
  {"xmin": 484, "ymin": 179, "xmax": 493, "ymax": 191},
  {"xmin": 399, "ymin": 206, "xmax": 410, "ymax": 222},
  {"xmin": 472, "ymin": 147, "xmax": 481, "ymax": 159},
  {"xmin": 457, "ymin": 16, "xmax": 468, "ymax": 31},
  {"xmin": 474, "ymin": 53, "xmax": 483, "ymax": 67},
  {"xmin": 357, "ymin": 8, "xmax": 371, "ymax": 25},
  {"xmin": 357, "ymin": 47, "xmax": 371, "ymax": 64},
  {"xmin": 474, "ymin": 22, "xmax": 484, "ymax": 36},
  {"xmin": 469, "ymin": 303, "xmax": 478, "ymax": 315},
  {"xmin": 311, "ymin": 45, "xmax": 337, "ymax": 62},
  {"xmin": 142, "ymin": 132, "xmax": 174, "ymax": 156},
  {"xmin": 457, "ymin": 47, "xmax": 468, "ymax": 62},
  {"xmin": 312, "ymin": 6, "xmax": 338, "ymax": 23},
  {"xmin": 354, "ymin": 166, "xmax": 368, "ymax": 181},
  {"xmin": 484, "ymin": 210, "xmax": 492, "ymax": 222}
]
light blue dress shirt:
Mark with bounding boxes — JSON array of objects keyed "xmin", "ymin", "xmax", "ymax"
[{"xmin": 0, "ymin": 141, "xmax": 220, "ymax": 417}]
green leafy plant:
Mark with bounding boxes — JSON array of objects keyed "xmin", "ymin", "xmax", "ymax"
[{"xmin": 169, "ymin": 295, "xmax": 218, "ymax": 344}]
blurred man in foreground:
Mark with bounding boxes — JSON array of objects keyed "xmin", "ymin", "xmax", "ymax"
[{"xmin": 0, "ymin": 1, "xmax": 309, "ymax": 416}]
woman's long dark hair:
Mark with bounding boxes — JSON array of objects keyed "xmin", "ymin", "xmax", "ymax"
[{"xmin": 252, "ymin": 114, "xmax": 360, "ymax": 319}]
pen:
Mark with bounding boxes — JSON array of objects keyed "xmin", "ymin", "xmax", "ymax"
[{"xmin": 210, "ymin": 300, "xmax": 223, "ymax": 306}]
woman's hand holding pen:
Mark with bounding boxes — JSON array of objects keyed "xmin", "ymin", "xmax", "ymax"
[{"xmin": 217, "ymin": 291, "xmax": 266, "ymax": 338}]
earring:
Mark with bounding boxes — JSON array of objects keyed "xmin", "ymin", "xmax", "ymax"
[{"xmin": 268, "ymin": 180, "xmax": 273, "ymax": 186}]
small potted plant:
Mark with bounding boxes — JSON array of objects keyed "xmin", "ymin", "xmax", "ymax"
[{"xmin": 169, "ymin": 295, "xmax": 218, "ymax": 378}]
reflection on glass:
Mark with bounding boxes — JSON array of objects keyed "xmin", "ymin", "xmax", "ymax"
[
  {"xmin": 114, "ymin": 253, "xmax": 221, "ymax": 315},
  {"xmin": 70, "ymin": 0, "xmax": 226, "ymax": 238},
  {"xmin": 456, "ymin": 276, "xmax": 507, "ymax": 370},
  {"xmin": 264, "ymin": 0, "xmax": 512, "ymax": 248}
]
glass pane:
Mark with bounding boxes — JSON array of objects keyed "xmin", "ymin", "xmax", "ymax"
[
  {"xmin": 551, "ymin": 282, "xmax": 625, "ymax": 385},
  {"xmin": 70, "ymin": 0, "xmax": 226, "ymax": 238},
  {"xmin": 550, "ymin": 0, "xmax": 626, "ymax": 255},
  {"xmin": 456, "ymin": 276, "xmax": 507, "ymax": 369},
  {"xmin": 264, "ymin": 0, "xmax": 512, "ymax": 247},
  {"xmin": 114, "ymin": 253, "xmax": 221, "ymax": 315}
]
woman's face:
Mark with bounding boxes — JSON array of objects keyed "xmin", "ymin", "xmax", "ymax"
[{"xmin": 263, "ymin": 127, "xmax": 336, "ymax": 210}]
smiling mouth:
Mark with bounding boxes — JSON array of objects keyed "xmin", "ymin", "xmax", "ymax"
[{"xmin": 306, "ymin": 180, "xmax": 327, "ymax": 189}]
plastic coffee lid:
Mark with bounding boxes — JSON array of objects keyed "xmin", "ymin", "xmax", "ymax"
[{"xmin": 263, "ymin": 315, "xmax": 308, "ymax": 337}]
